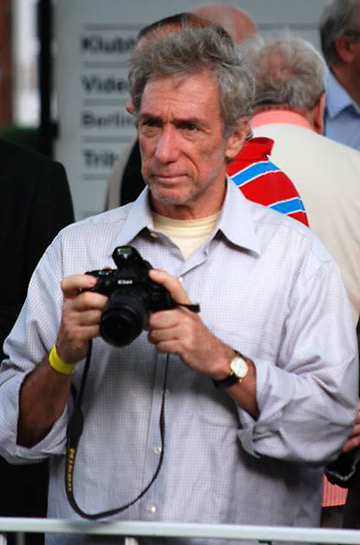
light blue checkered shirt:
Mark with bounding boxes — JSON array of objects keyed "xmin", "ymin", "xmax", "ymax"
[{"xmin": 324, "ymin": 70, "xmax": 360, "ymax": 151}]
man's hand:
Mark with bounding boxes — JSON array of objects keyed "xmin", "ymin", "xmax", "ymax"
[
  {"xmin": 147, "ymin": 269, "xmax": 234, "ymax": 379},
  {"xmin": 56, "ymin": 274, "xmax": 109, "ymax": 363},
  {"xmin": 147, "ymin": 269, "xmax": 259, "ymax": 418},
  {"xmin": 342, "ymin": 400, "xmax": 360, "ymax": 452},
  {"xmin": 18, "ymin": 273, "xmax": 108, "ymax": 447}
]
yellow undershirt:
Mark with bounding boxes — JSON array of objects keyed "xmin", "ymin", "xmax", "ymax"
[{"xmin": 153, "ymin": 212, "xmax": 220, "ymax": 260}]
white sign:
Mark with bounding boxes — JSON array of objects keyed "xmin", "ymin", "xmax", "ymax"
[{"xmin": 55, "ymin": 1, "xmax": 141, "ymax": 219}]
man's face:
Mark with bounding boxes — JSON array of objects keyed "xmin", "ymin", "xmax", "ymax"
[
  {"xmin": 350, "ymin": 2, "xmax": 360, "ymax": 79},
  {"xmin": 338, "ymin": 1, "xmax": 360, "ymax": 84},
  {"xmin": 137, "ymin": 71, "xmax": 245, "ymax": 219}
]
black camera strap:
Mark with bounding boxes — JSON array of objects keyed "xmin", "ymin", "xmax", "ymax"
[
  {"xmin": 65, "ymin": 341, "xmax": 168, "ymax": 520},
  {"xmin": 65, "ymin": 300, "xmax": 200, "ymax": 520},
  {"xmin": 176, "ymin": 302, "xmax": 200, "ymax": 313}
]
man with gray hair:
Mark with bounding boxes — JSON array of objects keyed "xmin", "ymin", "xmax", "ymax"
[
  {"xmin": 0, "ymin": 25, "xmax": 357, "ymax": 544},
  {"xmin": 320, "ymin": 0, "xmax": 360, "ymax": 150},
  {"xmin": 250, "ymin": 34, "xmax": 360, "ymax": 325}
]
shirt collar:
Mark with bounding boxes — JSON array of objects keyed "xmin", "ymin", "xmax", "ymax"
[
  {"xmin": 326, "ymin": 70, "xmax": 360, "ymax": 118},
  {"xmin": 112, "ymin": 188, "xmax": 154, "ymax": 248},
  {"xmin": 237, "ymin": 137, "xmax": 274, "ymax": 161},
  {"xmin": 251, "ymin": 109, "xmax": 312, "ymax": 130},
  {"xmin": 217, "ymin": 177, "xmax": 260, "ymax": 255},
  {"xmin": 112, "ymin": 178, "xmax": 260, "ymax": 255}
]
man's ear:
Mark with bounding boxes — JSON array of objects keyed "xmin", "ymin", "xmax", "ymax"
[
  {"xmin": 225, "ymin": 120, "xmax": 249, "ymax": 160},
  {"xmin": 335, "ymin": 35, "xmax": 356, "ymax": 63},
  {"xmin": 126, "ymin": 99, "xmax": 135, "ymax": 115},
  {"xmin": 311, "ymin": 92, "xmax": 326, "ymax": 135}
]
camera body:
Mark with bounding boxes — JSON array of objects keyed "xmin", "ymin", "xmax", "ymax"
[{"xmin": 86, "ymin": 246, "xmax": 176, "ymax": 346}]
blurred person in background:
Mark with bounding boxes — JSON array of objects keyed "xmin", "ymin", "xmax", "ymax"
[
  {"xmin": 0, "ymin": 132, "xmax": 74, "ymax": 544},
  {"xmin": 249, "ymin": 34, "xmax": 360, "ymax": 325},
  {"xmin": 320, "ymin": 0, "xmax": 360, "ymax": 150}
]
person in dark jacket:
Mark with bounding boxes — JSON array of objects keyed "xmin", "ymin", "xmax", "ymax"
[{"xmin": 0, "ymin": 137, "xmax": 74, "ymax": 544}]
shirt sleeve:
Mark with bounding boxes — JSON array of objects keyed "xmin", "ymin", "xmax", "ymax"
[
  {"xmin": 237, "ymin": 260, "xmax": 358, "ymax": 464},
  {"xmin": 0, "ymin": 235, "xmax": 72, "ymax": 462}
]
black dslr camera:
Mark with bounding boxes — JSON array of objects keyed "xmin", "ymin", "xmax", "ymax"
[{"xmin": 86, "ymin": 246, "xmax": 176, "ymax": 346}]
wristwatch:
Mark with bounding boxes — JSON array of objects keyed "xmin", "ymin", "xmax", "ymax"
[{"xmin": 213, "ymin": 351, "xmax": 251, "ymax": 389}]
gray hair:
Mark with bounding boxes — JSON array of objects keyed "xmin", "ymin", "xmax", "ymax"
[
  {"xmin": 320, "ymin": 0, "xmax": 359, "ymax": 65},
  {"xmin": 250, "ymin": 35, "xmax": 326, "ymax": 113},
  {"xmin": 129, "ymin": 25, "xmax": 255, "ymax": 137}
]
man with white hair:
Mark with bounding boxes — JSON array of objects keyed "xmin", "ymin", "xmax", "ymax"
[{"xmin": 250, "ymin": 34, "xmax": 360, "ymax": 324}]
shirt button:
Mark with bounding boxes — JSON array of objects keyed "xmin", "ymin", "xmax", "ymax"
[
  {"xmin": 147, "ymin": 504, "xmax": 157, "ymax": 513},
  {"xmin": 153, "ymin": 446, "xmax": 162, "ymax": 455},
  {"xmin": 164, "ymin": 388, "xmax": 170, "ymax": 397}
]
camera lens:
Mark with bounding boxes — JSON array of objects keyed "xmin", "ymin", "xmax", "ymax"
[{"xmin": 100, "ymin": 294, "xmax": 148, "ymax": 346}]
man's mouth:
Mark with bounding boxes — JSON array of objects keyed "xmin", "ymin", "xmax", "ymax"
[{"xmin": 151, "ymin": 173, "xmax": 187, "ymax": 183}]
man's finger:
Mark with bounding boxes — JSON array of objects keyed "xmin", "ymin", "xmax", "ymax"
[
  {"xmin": 71, "ymin": 291, "xmax": 108, "ymax": 312},
  {"xmin": 61, "ymin": 274, "xmax": 98, "ymax": 297},
  {"xmin": 147, "ymin": 309, "xmax": 182, "ymax": 330},
  {"xmin": 148, "ymin": 269, "xmax": 191, "ymax": 305}
]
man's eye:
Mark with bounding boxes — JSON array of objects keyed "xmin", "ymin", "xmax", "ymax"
[
  {"xmin": 181, "ymin": 123, "xmax": 198, "ymax": 131},
  {"xmin": 140, "ymin": 119, "xmax": 160, "ymax": 130},
  {"xmin": 144, "ymin": 119, "xmax": 159, "ymax": 127}
]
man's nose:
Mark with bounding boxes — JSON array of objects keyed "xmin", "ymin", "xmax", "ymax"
[{"xmin": 154, "ymin": 127, "xmax": 181, "ymax": 163}]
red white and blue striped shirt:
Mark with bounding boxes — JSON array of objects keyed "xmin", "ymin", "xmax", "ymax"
[{"xmin": 227, "ymin": 137, "xmax": 309, "ymax": 226}]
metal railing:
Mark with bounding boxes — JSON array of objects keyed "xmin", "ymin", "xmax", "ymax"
[{"xmin": 1, "ymin": 519, "xmax": 360, "ymax": 544}]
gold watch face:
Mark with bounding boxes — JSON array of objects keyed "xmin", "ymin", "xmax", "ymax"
[{"xmin": 230, "ymin": 355, "xmax": 249, "ymax": 380}]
